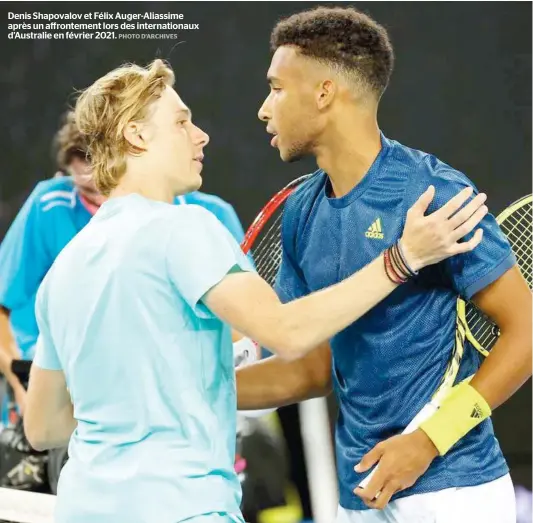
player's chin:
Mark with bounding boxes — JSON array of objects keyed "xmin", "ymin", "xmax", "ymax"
[
  {"xmin": 280, "ymin": 146, "xmax": 305, "ymax": 164},
  {"xmin": 190, "ymin": 170, "xmax": 203, "ymax": 190},
  {"xmin": 192, "ymin": 159, "xmax": 204, "ymax": 172},
  {"xmin": 278, "ymin": 145, "xmax": 292, "ymax": 163},
  {"xmin": 178, "ymin": 166, "xmax": 202, "ymax": 193}
]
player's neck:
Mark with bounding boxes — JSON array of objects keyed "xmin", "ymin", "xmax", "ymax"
[
  {"xmin": 315, "ymin": 118, "xmax": 381, "ymax": 198},
  {"xmin": 111, "ymin": 174, "xmax": 175, "ymax": 204}
]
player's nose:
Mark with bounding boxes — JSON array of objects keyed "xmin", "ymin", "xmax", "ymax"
[
  {"xmin": 258, "ymin": 98, "xmax": 271, "ymax": 122},
  {"xmin": 192, "ymin": 123, "xmax": 210, "ymax": 148}
]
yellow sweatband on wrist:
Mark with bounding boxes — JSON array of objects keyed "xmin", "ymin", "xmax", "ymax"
[{"xmin": 420, "ymin": 380, "xmax": 492, "ymax": 456}]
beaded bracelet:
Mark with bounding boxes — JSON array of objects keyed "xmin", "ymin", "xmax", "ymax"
[
  {"xmin": 384, "ymin": 248, "xmax": 408, "ymax": 284},
  {"xmin": 396, "ymin": 240, "xmax": 419, "ymax": 277},
  {"xmin": 389, "ymin": 243, "xmax": 411, "ymax": 280}
]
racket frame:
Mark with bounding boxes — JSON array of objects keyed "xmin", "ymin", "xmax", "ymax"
[
  {"xmin": 459, "ymin": 194, "xmax": 532, "ymax": 357},
  {"xmin": 241, "ymin": 174, "xmax": 312, "ymax": 255}
]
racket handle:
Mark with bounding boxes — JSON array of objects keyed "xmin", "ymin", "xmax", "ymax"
[{"xmin": 357, "ymin": 402, "xmax": 437, "ymax": 489}]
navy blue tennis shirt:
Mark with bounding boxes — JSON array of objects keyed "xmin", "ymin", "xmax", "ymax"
[{"xmin": 274, "ymin": 134, "xmax": 516, "ymax": 511}]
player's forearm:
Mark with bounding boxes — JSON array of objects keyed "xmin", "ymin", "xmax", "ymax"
[
  {"xmin": 272, "ymin": 254, "xmax": 396, "ymax": 359},
  {"xmin": 237, "ymin": 356, "xmax": 330, "ymax": 410},
  {"xmin": 0, "ymin": 350, "xmax": 21, "ymax": 390},
  {"xmin": 0, "ymin": 307, "xmax": 23, "ymax": 388},
  {"xmin": 470, "ymin": 314, "xmax": 532, "ymax": 410},
  {"xmin": 237, "ymin": 343, "xmax": 332, "ymax": 409},
  {"xmin": 419, "ymin": 320, "xmax": 532, "ymax": 458},
  {"xmin": 0, "ymin": 307, "xmax": 20, "ymax": 358},
  {"xmin": 25, "ymin": 402, "xmax": 77, "ymax": 452},
  {"xmin": 237, "ymin": 364, "xmax": 327, "ymax": 409}
]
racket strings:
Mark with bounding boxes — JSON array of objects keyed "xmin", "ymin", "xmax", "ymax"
[
  {"xmin": 465, "ymin": 199, "xmax": 532, "ymax": 352},
  {"xmin": 254, "ymin": 231, "xmax": 282, "ymax": 280},
  {"xmin": 251, "ymin": 209, "xmax": 284, "ymax": 286},
  {"xmin": 465, "ymin": 304, "xmax": 498, "ymax": 349},
  {"xmin": 500, "ymin": 203, "xmax": 532, "ymax": 287},
  {"xmin": 253, "ymin": 213, "xmax": 282, "ymax": 268},
  {"xmin": 244, "ymin": 174, "xmax": 312, "ymax": 287}
]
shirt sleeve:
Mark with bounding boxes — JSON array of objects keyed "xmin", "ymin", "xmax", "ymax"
[
  {"xmin": 273, "ymin": 197, "xmax": 310, "ymax": 304},
  {"xmin": 166, "ymin": 205, "xmax": 255, "ymax": 318},
  {"xmin": 410, "ymin": 168, "xmax": 516, "ymax": 300},
  {"xmin": 32, "ymin": 280, "xmax": 61, "ymax": 371},
  {"xmin": 0, "ymin": 186, "xmax": 53, "ymax": 311}
]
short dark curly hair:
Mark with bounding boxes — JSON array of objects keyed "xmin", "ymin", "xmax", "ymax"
[
  {"xmin": 271, "ymin": 6, "xmax": 394, "ymax": 97},
  {"xmin": 53, "ymin": 110, "xmax": 90, "ymax": 171}
]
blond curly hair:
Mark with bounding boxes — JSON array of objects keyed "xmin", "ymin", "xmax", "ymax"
[{"xmin": 74, "ymin": 59, "xmax": 175, "ymax": 196}]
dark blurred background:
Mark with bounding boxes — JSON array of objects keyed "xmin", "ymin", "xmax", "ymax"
[{"xmin": 1, "ymin": 0, "xmax": 531, "ymax": 518}]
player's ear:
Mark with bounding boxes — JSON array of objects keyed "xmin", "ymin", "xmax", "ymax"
[
  {"xmin": 123, "ymin": 121, "xmax": 147, "ymax": 151},
  {"xmin": 316, "ymin": 79, "xmax": 336, "ymax": 110}
]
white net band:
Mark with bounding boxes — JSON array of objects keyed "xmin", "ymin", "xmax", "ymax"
[{"xmin": 0, "ymin": 487, "xmax": 55, "ymax": 523}]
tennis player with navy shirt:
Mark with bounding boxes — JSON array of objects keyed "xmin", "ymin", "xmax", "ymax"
[
  {"xmin": 236, "ymin": 7, "xmax": 532, "ymax": 523},
  {"xmin": 22, "ymin": 58, "xmax": 486, "ymax": 523}
]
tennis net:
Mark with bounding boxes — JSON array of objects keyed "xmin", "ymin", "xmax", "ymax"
[{"xmin": 0, "ymin": 487, "xmax": 55, "ymax": 523}]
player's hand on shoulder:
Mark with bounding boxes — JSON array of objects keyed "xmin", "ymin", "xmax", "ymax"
[
  {"xmin": 353, "ymin": 429, "xmax": 438, "ymax": 510},
  {"xmin": 400, "ymin": 185, "xmax": 488, "ymax": 272}
]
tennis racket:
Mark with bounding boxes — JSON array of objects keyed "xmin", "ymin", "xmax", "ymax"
[
  {"xmin": 461, "ymin": 194, "xmax": 532, "ymax": 356},
  {"xmin": 240, "ymin": 174, "xmax": 312, "ymax": 278},
  {"xmin": 359, "ymin": 193, "xmax": 533, "ymax": 490}
]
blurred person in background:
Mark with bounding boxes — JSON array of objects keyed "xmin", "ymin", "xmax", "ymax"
[
  {"xmin": 0, "ymin": 112, "xmax": 104, "ymax": 493},
  {"xmin": 0, "ymin": 111, "xmax": 103, "ymax": 413},
  {"xmin": 0, "ymin": 110, "xmax": 249, "ymax": 493}
]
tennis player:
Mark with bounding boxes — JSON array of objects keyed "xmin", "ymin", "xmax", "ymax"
[
  {"xmin": 22, "ymin": 59, "xmax": 486, "ymax": 523},
  {"xmin": 0, "ymin": 112, "xmax": 246, "ymax": 417},
  {"xmin": 0, "ymin": 110, "xmax": 248, "ymax": 492},
  {"xmin": 237, "ymin": 6, "xmax": 532, "ymax": 523}
]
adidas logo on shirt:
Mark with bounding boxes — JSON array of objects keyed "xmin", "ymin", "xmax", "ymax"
[
  {"xmin": 365, "ymin": 218, "xmax": 384, "ymax": 239},
  {"xmin": 470, "ymin": 405, "xmax": 484, "ymax": 419}
]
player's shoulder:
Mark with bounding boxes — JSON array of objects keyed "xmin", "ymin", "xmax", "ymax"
[
  {"xmin": 390, "ymin": 138, "xmax": 477, "ymax": 208},
  {"xmin": 284, "ymin": 171, "xmax": 327, "ymax": 220},
  {"xmin": 30, "ymin": 176, "xmax": 76, "ymax": 214},
  {"xmin": 279, "ymin": 171, "xmax": 327, "ymax": 240}
]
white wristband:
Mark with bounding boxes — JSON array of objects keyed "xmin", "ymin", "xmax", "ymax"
[{"xmin": 233, "ymin": 337, "xmax": 259, "ymax": 368}]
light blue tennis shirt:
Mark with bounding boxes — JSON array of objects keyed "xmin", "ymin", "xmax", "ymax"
[{"xmin": 33, "ymin": 193, "xmax": 253, "ymax": 523}]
